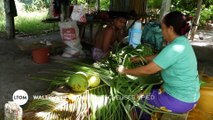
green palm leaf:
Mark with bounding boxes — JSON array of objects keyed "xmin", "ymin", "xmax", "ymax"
[{"xmin": 27, "ymin": 44, "xmax": 171, "ymax": 120}]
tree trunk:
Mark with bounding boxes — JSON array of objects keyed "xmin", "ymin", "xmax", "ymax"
[
  {"xmin": 4, "ymin": 0, "xmax": 16, "ymax": 39},
  {"xmin": 159, "ymin": 0, "xmax": 171, "ymax": 21},
  {"xmin": 190, "ymin": 0, "xmax": 203, "ymax": 40}
]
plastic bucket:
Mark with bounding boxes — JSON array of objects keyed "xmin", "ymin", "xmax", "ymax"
[{"xmin": 32, "ymin": 47, "xmax": 50, "ymax": 64}]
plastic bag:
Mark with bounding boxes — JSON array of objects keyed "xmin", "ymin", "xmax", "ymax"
[
  {"xmin": 59, "ymin": 21, "xmax": 79, "ymax": 41},
  {"xmin": 4, "ymin": 101, "xmax": 22, "ymax": 120},
  {"xmin": 59, "ymin": 21, "xmax": 84, "ymax": 57},
  {"xmin": 71, "ymin": 4, "xmax": 87, "ymax": 22},
  {"xmin": 128, "ymin": 21, "xmax": 142, "ymax": 48},
  {"xmin": 142, "ymin": 22, "xmax": 163, "ymax": 51}
]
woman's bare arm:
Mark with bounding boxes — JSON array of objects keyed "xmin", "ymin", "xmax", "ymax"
[
  {"xmin": 117, "ymin": 61, "xmax": 162, "ymax": 76},
  {"xmin": 131, "ymin": 54, "xmax": 158, "ymax": 63},
  {"xmin": 145, "ymin": 54, "xmax": 157, "ymax": 62}
]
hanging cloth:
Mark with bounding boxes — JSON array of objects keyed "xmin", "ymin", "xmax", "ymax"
[
  {"xmin": 9, "ymin": 0, "xmax": 17, "ymax": 17},
  {"xmin": 53, "ymin": 0, "xmax": 61, "ymax": 17}
]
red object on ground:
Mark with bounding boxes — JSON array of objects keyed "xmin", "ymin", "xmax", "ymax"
[{"xmin": 32, "ymin": 48, "xmax": 50, "ymax": 64}]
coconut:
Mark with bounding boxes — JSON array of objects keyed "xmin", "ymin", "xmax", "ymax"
[
  {"xmin": 76, "ymin": 71, "xmax": 88, "ymax": 77},
  {"xmin": 88, "ymin": 75, "xmax": 100, "ymax": 87},
  {"xmin": 68, "ymin": 73, "xmax": 89, "ymax": 92}
]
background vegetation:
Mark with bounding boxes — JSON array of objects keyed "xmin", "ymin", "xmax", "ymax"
[
  {"xmin": 15, "ymin": 11, "xmax": 54, "ymax": 34},
  {"xmin": 171, "ymin": 0, "xmax": 213, "ymax": 26},
  {"xmin": 0, "ymin": 0, "xmax": 53, "ymax": 34},
  {"xmin": 0, "ymin": 0, "xmax": 212, "ymax": 34},
  {"xmin": 0, "ymin": 0, "xmax": 5, "ymax": 31}
]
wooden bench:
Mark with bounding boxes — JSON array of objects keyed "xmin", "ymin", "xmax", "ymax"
[{"xmin": 160, "ymin": 112, "xmax": 189, "ymax": 120}]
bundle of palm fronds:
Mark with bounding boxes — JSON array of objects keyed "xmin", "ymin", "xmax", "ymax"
[
  {"xmin": 27, "ymin": 44, "xmax": 171, "ymax": 120},
  {"xmin": 97, "ymin": 44, "xmax": 162, "ymax": 95}
]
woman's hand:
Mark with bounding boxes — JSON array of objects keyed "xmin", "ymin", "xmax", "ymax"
[
  {"xmin": 117, "ymin": 65, "xmax": 126, "ymax": 74},
  {"xmin": 130, "ymin": 57, "xmax": 147, "ymax": 63},
  {"xmin": 130, "ymin": 57, "xmax": 141, "ymax": 63}
]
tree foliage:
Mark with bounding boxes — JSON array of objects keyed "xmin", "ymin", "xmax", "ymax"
[
  {"xmin": 200, "ymin": 5, "xmax": 213, "ymax": 25},
  {"xmin": 0, "ymin": 0, "xmax": 4, "ymax": 15},
  {"xmin": 76, "ymin": 0, "xmax": 110, "ymax": 10},
  {"xmin": 148, "ymin": 0, "xmax": 162, "ymax": 9},
  {"xmin": 147, "ymin": 0, "xmax": 213, "ymax": 26},
  {"xmin": 18, "ymin": 0, "xmax": 50, "ymax": 11},
  {"xmin": 100, "ymin": 0, "xmax": 110, "ymax": 10},
  {"xmin": 171, "ymin": 0, "xmax": 197, "ymax": 14},
  {"xmin": 171, "ymin": 0, "xmax": 213, "ymax": 26}
]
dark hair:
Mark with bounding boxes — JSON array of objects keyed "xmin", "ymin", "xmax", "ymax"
[{"xmin": 163, "ymin": 11, "xmax": 190, "ymax": 35}]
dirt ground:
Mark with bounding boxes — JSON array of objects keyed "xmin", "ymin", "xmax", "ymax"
[{"xmin": 0, "ymin": 29, "xmax": 212, "ymax": 118}]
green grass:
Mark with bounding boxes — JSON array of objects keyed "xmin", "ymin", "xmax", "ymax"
[
  {"xmin": 15, "ymin": 11, "xmax": 56, "ymax": 34},
  {"xmin": 0, "ymin": 14, "xmax": 6, "ymax": 32},
  {"xmin": 0, "ymin": 10, "xmax": 56, "ymax": 34}
]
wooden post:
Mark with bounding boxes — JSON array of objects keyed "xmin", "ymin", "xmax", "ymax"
[
  {"xmin": 60, "ymin": 0, "xmax": 70, "ymax": 21},
  {"xmin": 96, "ymin": 0, "xmax": 100, "ymax": 11},
  {"xmin": 110, "ymin": 0, "xmax": 113, "ymax": 11},
  {"xmin": 60, "ymin": 3, "xmax": 65, "ymax": 21},
  {"xmin": 4, "ymin": 0, "xmax": 17, "ymax": 39},
  {"xmin": 190, "ymin": 0, "xmax": 203, "ymax": 40}
]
